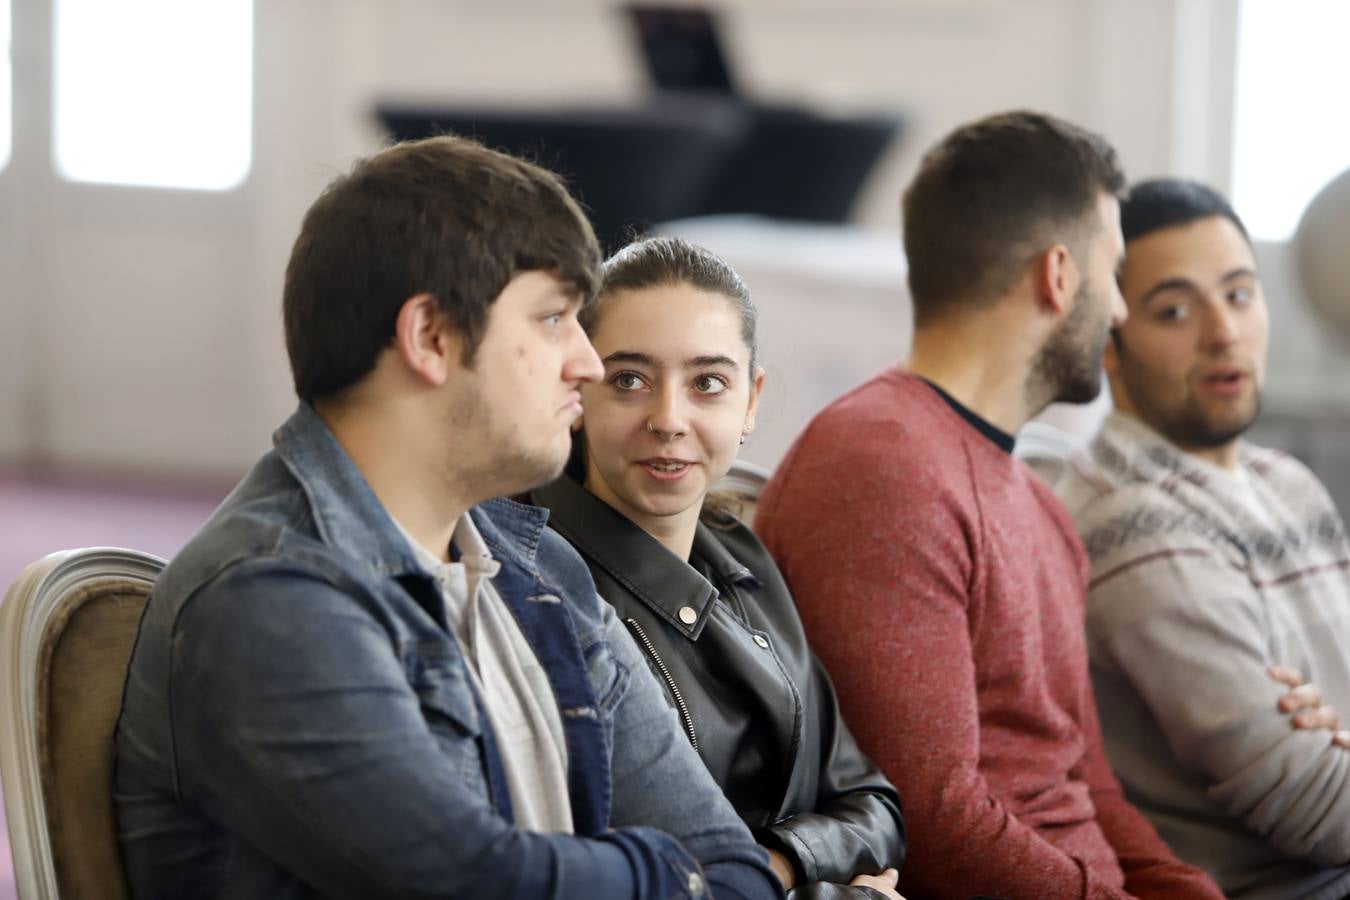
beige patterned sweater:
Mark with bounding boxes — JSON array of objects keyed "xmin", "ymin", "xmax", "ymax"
[{"xmin": 1057, "ymin": 411, "xmax": 1350, "ymax": 900}]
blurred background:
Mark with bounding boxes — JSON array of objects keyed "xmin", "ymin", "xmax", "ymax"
[{"xmin": 2, "ymin": 1, "xmax": 1349, "ymax": 895}]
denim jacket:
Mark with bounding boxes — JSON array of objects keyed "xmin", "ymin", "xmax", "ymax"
[{"xmin": 113, "ymin": 403, "xmax": 781, "ymax": 900}]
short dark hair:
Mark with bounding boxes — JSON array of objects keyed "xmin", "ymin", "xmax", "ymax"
[
  {"xmin": 283, "ymin": 135, "xmax": 601, "ymax": 401},
  {"xmin": 902, "ymin": 110, "xmax": 1126, "ymax": 327},
  {"xmin": 1120, "ymin": 177, "xmax": 1250, "ymax": 246},
  {"xmin": 584, "ymin": 236, "xmax": 758, "ymax": 371}
]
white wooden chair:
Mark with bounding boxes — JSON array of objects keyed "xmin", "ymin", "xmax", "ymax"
[{"xmin": 0, "ymin": 548, "xmax": 164, "ymax": 899}]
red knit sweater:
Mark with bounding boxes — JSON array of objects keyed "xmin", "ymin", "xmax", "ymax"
[{"xmin": 756, "ymin": 368, "xmax": 1221, "ymax": 900}]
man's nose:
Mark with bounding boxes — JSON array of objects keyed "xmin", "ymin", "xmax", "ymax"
[
  {"xmin": 564, "ymin": 320, "xmax": 603, "ymax": 384},
  {"xmin": 1201, "ymin": 302, "xmax": 1240, "ymax": 351}
]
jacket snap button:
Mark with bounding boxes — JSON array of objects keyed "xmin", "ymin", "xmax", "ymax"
[
  {"xmin": 753, "ymin": 634, "xmax": 769, "ymax": 649},
  {"xmin": 687, "ymin": 871, "xmax": 705, "ymax": 895},
  {"xmin": 678, "ymin": 606, "xmax": 698, "ymax": 625}
]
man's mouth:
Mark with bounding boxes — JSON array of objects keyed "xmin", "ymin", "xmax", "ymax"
[{"xmin": 1197, "ymin": 364, "xmax": 1252, "ymax": 396}]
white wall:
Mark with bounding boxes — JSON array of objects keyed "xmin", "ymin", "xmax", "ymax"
[{"xmin": 0, "ymin": 0, "xmax": 1315, "ymax": 481}]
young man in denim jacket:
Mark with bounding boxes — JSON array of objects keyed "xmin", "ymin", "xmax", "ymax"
[{"xmin": 112, "ymin": 136, "xmax": 783, "ymax": 900}]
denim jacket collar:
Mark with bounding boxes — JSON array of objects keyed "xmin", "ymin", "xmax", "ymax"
[
  {"xmin": 532, "ymin": 474, "xmax": 756, "ymax": 641},
  {"xmin": 273, "ymin": 403, "xmax": 550, "ymax": 581}
]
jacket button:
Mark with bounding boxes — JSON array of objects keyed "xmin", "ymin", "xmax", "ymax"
[
  {"xmin": 678, "ymin": 606, "xmax": 698, "ymax": 625},
  {"xmin": 753, "ymin": 634, "xmax": 770, "ymax": 649},
  {"xmin": 687, "ymin": 871, "xmax": 705, "ymax": 895}
]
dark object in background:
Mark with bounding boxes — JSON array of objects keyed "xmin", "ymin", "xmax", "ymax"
[
  {"xmin": 626, "ymin": 5, "xmax": 899, "ymax": 224},
  {"xmin": 378, "ymin": 97, "xmax": 750, "ymax": 253},
  {"xmin": 377, "ymin": 5, "xmax": 903, "ymax": 251},
  {"xmin": 628, "ymin": 4, "xmax": 737, "ymax": 93}
]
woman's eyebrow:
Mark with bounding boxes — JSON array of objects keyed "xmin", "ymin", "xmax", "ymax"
[
  {"xmin": 687, "ymin": 354, "xmax": 739, "ymax": 369},
  {"xmin": 601, "ymin": 351, "xmax": 740, "ymax": 370},
  {"xmin": 602, "ymin": 350, "xmax": 658, "ymax": 366}
]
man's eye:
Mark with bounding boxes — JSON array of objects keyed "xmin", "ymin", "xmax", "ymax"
[
  {"xmin": 612, "ymin": 372, "xmax": 644, "ymax": 391},
  {"xmin": 1230, "ymin": 287, "xmax": 1256, "ymax": 306},
  {"xmin": 693, "ymin": 375, "xmax": 728, "ymax": 395},
  {"xmin": 1157, "ymin": 304, "xmax": 1189, "ymax": 322},
  {"xmin": 543, "ymin": 313, "xmax": 564, "ymax": 327}
]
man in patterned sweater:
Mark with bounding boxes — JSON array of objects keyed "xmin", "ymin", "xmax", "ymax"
[{"xmin": 1057, "ymin": 178, "xmax": 1350, "ymax": 900}]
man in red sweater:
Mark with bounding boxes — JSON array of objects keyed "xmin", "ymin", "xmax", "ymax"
[{"xmin": 756, "ymin": 111, "xmax": 1223, "ymax": 899}]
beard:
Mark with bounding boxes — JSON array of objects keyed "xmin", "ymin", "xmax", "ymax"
[
  {"xmin": 1119, "ymin": 359, "xmax": 1263, "ymax": 450},
  {"xmin": 1160, "ymin": 393, "xmax": 1261, "ymax": 449},
  {"xmin": 445, "ymin": 380, "xmax": 572, "ymax": 500},
  {"xmin": 1031, "ymin": 279, "xmax": 1110, "ymax": 408}
]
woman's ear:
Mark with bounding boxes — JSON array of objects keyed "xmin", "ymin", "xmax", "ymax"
[{"xmin": 743, "ymin": 366, "xmax": 766, "ymax": 434}]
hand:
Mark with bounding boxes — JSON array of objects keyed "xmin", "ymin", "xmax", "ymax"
[
  {"xmin": 849, "ymin": 867, "xmax": 904, "ymax": 899},
  {"xmin": 765, "ymin": 847, "xmax": 796, "ymax": 891},
  {"xmin": 1268, "ymin": 665, "xmax": 1350, "ymax": 747}
]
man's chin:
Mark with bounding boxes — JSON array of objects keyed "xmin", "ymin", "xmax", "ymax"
[
  {"xmin": 504, "ymin": 443, "xmax": 572, "ymax": 496},
  {"xmin": 1162, "ymin": 404, "xmax": 1259, "ymax": 451}
]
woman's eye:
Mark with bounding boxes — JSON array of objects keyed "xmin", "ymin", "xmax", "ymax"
[
  {"xmin": 1230, "ymin": 287, "xmax": 1255, "ymax": 306},
  {"xmin": 1157, "ymin": 304, "xmax": 1189, "ymax": 322},
  {"xmin": 693, "ymin": 375, "xmax": 728, "ymax": 395},
  {"xmin": 543, "ymin": 312, "xmax": 564, "ymax": 327},
  {"xmin": 612, "ymin": 372, "xmax": 644, "ymax": 391}
]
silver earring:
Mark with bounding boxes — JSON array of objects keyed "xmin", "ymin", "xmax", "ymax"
[{"xmin": 739, "ymin": 434, "xmax": 746, "ymax": 445}]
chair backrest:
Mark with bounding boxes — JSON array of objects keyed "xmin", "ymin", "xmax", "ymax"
[
  {"xmin": 0, "ymin": 548, "xmax": 164, "ymax": 900},
  {"xmin": 709, "ymin": 458, "xmax": 773, "ymax": 529}
]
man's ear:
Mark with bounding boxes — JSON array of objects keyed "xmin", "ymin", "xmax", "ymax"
[
  {"xmin": 393, "ymin": 293, "xmax": 460, "ymax": 386},
  {"xmin": 1035, "ymin": 244, "xmax": 1078, "ymax": 317}
]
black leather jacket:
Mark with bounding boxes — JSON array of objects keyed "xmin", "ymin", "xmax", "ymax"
[{"xmin": 532, "ymin": 475, "xmax": 906, "ymax": 899}]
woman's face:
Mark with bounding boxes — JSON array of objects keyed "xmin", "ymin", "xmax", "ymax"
[{"xmin": 580, "ymin": 283, "xmax": 763, "ymax": 531}]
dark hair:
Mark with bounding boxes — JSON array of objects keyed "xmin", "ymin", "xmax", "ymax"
[
  {"xmin": 583, "ymin": 236, "xmax": 758, "ymax": 371},
  {"xmin": 902, "ymin": 110, "xmax": 1126, "ymax": 327},
  {"xmin": 1120, "ymin": 178, "xmax": 1250, "ymax": 245},
  {"xmin": 283, "ymin": 135, "xmax": 601, "ymax": 401}
]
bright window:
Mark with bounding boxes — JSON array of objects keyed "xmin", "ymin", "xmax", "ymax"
[
  {"xmin": 1232, "ymin": 0, "xmax": 1350, "ymax": 240},
  {"xmin": 1, "ymin": 0, "xmax": 11, "ymax": 171},
  {"xmin": 54, "ymin": 0, "xmax": 252, "ymax": 191}
]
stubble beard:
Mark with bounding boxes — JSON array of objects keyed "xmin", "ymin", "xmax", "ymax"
[
  {"xmin": 1031, "ymin": 281, "xmax": 1108, "ymax": 410},
  {"xmin": 1127, "ymin": 369, "xmax": 1262, "ymax": 451},
  {"xmin": 445, "ymin": 382, "xmax": 571, "ymax": 502}
]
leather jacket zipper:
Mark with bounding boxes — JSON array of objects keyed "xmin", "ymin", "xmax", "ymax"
[{"xmin": 623, "ymin": 617, "xmax": 699, "ymax": 753}]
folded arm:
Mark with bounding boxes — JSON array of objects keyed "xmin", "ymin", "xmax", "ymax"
[{"xmin": 1090, "ymin": 550, "xmax": 1350, "ymax": 866}]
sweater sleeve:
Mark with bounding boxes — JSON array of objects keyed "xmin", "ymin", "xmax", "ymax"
[
  {"xmin": 1088, "ymin": 544, "xmax": 1350, "ymax": 865},
  {"xmin": 759, "ymin": 437, "xmax": 1131, "ymax": 900},
  {"xmin": 1069, "ymin": 658, "xmax": 1225, "ymax": 897}
]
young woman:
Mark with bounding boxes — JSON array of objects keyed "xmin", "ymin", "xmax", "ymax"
[{"xmin": 531, "ymin": 237, "xmax": 906, "ymax": 899}]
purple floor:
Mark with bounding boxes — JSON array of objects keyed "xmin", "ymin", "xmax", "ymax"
[{"xmin": 0, "ymin": 473, "xmax": 229, "ymax": 899}]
